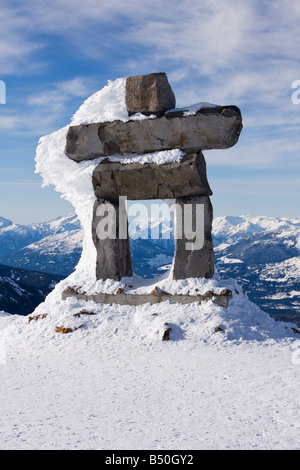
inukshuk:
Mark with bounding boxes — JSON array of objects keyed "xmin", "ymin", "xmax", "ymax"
[{"xmin": 65, "ymin": 73, "xmax": 242, "ymax": 282}]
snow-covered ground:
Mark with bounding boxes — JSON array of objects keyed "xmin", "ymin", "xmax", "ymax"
[
  {"xmin": 1, "ymin": 272, "xmax": 300, "ymax": 450},
  {"xmin": 1, "ymin": 77, "xmax": 299, "ymax": 450}
]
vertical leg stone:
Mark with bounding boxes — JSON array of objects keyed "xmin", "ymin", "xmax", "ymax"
[
  {"xmin": 92, "ymin": 198, "xmax": 133, "ymax": 280},
  {"xmin": 172, "ymin": 195, "xmax": 214, "ymax": 279}
]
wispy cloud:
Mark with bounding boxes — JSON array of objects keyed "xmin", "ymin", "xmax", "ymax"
[
  {"xmin": 1, "ymin": 1, "xmax": 300, "ymax": 164},
  {"xmin": 205, "ymin": 134, "xmax": 300, "ymax": 169},
  {"xmin": 0, "ymin": 77, "xmax": 96, "ymax": 135},
  {"xmin": 212, "ymin": 174, "xmax": 300, "ymax": 198},
  {"xmin": 2, "ymin": 1, "xmax": 300, "ymax": 104},
  {"xmin": 0, "ymin": 180, "xmax": 41, "ymax": 186},
  {"xmin": 27, "ymin": 78, "xmax": 94, "ymax": 111},
  {"xmin": 2, "ymin": 1, "xmax": 299, "ymax": 75},
  {"xmin": 0, "ymin": 1, "xmax": 42, "ymax": 75}
]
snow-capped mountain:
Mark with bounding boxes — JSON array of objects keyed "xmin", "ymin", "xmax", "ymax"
[
  {"xmin": 0, "ymin": 217, "xmax": 13, "ymax": 229},
  {"xmin": 0, "ymin": 212, "xmax": 173, "ymax": 277},
  {"xmin": 0, "ymin": 214, "xmax": 83, "ymax": 275},
  {"xmin": 0, "ymin": 213, "xmax": 81, "ymax": 254},
  {"xmin": 212, "ymin": 215, "xmax": 300, "ymax": 321},
  {"xmin": 0, "ymin": 264, "xmax": 63, "ymax": 315}
]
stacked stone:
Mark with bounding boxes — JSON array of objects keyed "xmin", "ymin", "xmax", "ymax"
[{"xmin": 65, "ymin": 73, "xmax": 243, "ymax": 281}]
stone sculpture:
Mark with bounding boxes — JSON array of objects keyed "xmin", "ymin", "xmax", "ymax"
[{"xmin": 65, "ymin": 73, "xmax": 243, "ymax": 281}]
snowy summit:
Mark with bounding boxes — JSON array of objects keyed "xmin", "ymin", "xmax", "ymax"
[{"xmin": 0, "ymin": 78, "xmax": 299, "ymax": 450}]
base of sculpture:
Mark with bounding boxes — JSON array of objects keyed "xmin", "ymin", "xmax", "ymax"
[{"xmin": 62, "ymin": 286, "xmax": 232, "ymax": 308}]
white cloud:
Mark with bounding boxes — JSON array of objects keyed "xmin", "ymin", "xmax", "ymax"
[
  {"xmin": 2, "ymin": 1, "xmax": 299, "ymax": 75},
  {"xmin": 2, "ymin": 1, "xmax": 300, "ymax": 109},
  {"xmin": 1, "ymin": 0, "xmax": 300, "ymax": 168},
  {"xmin": 205, "ymin": 135, "xmax": 300, "ymax": 170},
  {"xmin": 27, "ymin": 78, "xmax": 94, "ymax": 109},
  {"xmin": 0, "ymin": 77, "xmax": 96, "ymax": 136},
  {"xmin": 0, "ymin": 115, "xmax": 24, "ymax": 131},
  {"xmin": 211, "ymin": 174, "xmax": 300, "ymax": 198},
  {"xmin": 0, "ymin": 180, "xmax": 41, "ymax": 186},
  {"xmin": 0, "ymin": 1, "xmax": 41, "ymax": 74}
]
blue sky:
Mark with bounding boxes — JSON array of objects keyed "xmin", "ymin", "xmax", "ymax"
[{"xmin": 0, "ymin": 0, "xmax": 299, "ymax": 224}]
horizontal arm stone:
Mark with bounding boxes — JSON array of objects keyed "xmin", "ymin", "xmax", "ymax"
[{"xmin": 65, "ymin": 105, "xmax": 242, "ymax": 162}]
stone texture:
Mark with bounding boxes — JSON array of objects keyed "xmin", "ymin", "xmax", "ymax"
[
  {"xmin": 65, "ymin": 105, "xmax": 243, "ymax": 162},
  {"xmin": 62, "ymin": 288, "xmax": 232, "ymax": 308},
  {"xmin": 125, "ymin": 72, "xmax": 176, "ymax": 116},
  {"xmin": 92, "ymin": 199, "xmax": 133, "ymax": 280},
  {"xmin": 92, "ymin": 152, "xmax": 212, "ymax": 201},
  {"xmin": 172, "ymin": 195, "xmax": 214, "ymax": 279}
]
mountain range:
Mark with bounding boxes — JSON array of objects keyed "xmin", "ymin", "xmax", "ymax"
[
  {"xmin": 0, "ymin": 213, "xmax": 299, "ymax": 323},
  {"xmin": 0, "ymin": 214, "xmax": 82, "ymax": 275}
]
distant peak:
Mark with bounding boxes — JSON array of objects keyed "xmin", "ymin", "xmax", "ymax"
[{"xmin": 0, "ymin": 217, "xmax": 13, "ymax": 228}]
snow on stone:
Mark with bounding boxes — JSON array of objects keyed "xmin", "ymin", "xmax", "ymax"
[
  {"xmin": 166, "ymin": 102, "xmax": 219, "ymax": 116},
  {"xmin": 71, "ymin": 78, "xmax": 129, "ymax": 125},
  {"xmin": 108, "ymin": 148, "xmax": 184, "ymax": 165}
]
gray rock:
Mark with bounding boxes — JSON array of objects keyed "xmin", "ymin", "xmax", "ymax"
[
  {"xmin": 62, "ymin": 288, "xmax": 232, "ymax": 308},
  {"xmin": 125, "ymin": 72, "xmax": 176, "ymax": 116},
  {"xmin": 65, "ymin": 105, "xmax": 243, "ymax": 162},
  {"xmin": 92, "ymin": 152, "xmax": 212, "ymax": 201},
  {"xmin": 172, "ymin": 195, "xmax": 214, "ymax": 279},
  {"xmin": 92, "ymin": 199, "xmax": 133, "ymax": 280}
]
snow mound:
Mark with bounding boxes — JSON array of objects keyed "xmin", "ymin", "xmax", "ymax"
[
  {"xmin": 33, "ymin": 77, "xmax": 300, "ymax": 345},
  {"xmin": 16, "ymin": 268, "xmax": 298, "ymax": 347}
]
